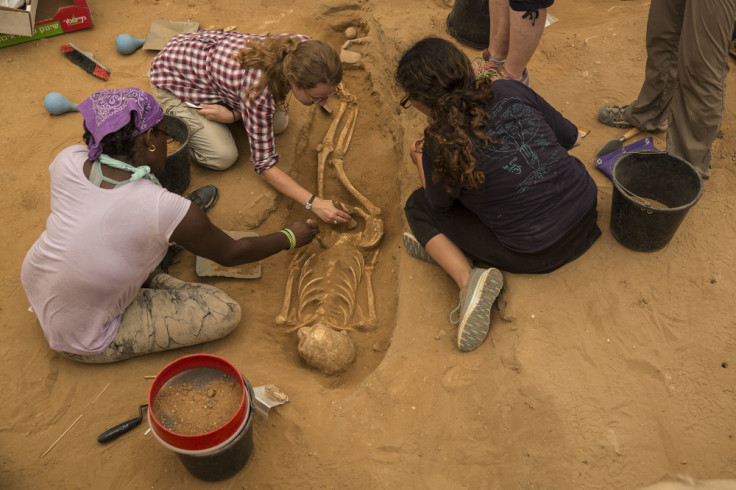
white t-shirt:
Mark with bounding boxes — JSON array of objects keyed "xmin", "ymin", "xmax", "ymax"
[{"xmin": 21, "ymin": 145, "xmax": 191, "ymax": 355}]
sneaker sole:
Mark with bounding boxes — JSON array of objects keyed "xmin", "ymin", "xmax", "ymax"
[
  {"xmin": 402, "ymin": 232, "xmax": 438, "ymax": 265},
  {"xmin": 457, "ymin": 268, "xmax": 503, "ymax": 352},
  {"xmin": 186, "ymin": 185, "xmax": 219, "ymax": 212}
]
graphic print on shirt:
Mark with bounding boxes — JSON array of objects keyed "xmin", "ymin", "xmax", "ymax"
[{"xmin": 483, "ymin": 96, "xmax": 563, "ymax": 193}]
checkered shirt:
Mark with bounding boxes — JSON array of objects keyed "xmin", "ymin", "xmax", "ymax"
[{"xmin": 149, "ymin": 31, "xmax": 310, "ymax": 172}]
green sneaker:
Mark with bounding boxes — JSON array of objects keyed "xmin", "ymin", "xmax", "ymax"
[{"xmin": 456, "ymin": 268, "xmax": 503, "ymax": 352}]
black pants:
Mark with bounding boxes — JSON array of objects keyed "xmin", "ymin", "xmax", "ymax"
[{"xmin": 404, "ymin": 189, "xmax": 601, "ymax": 274}]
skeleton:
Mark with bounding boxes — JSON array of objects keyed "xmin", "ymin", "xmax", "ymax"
[{"xmin": 274, "ymin": 84, "xmax": 384, "ymax": 374}]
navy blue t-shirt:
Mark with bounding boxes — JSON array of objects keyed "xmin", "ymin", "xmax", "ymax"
[{"xmin": 422, "ymin": 80, "xmax": 598, "ymax": 253}]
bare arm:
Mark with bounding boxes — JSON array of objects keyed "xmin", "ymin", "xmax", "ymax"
[
  {"xmin": 410, "ymin": 138, "xmax": 427, "ymax": 188},
  {"xmin": 259, "ymin": 166, "xmax": 350, "ymax": 224},
  {"xmin": 573, "ymin": 131, "xmax": 582, "ymax": 148},
  {"xmin": 170, "ymin": 204, "xmax": 319, "ymax": 267}
]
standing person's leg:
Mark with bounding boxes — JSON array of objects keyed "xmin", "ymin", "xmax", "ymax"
[
  {"xmin": 667, "ymin": 0, "xmax": 736, "ymax": 178},
  {"xmin": 150, "ymin": 85, "xmax": 239, "ymax": 170},
  {"xmin": 62, "ymin": 274, "xmax": 242, "ymax": 363},
  {"xmin": 474, "ymin": 0, "xmax": 511, "ymax": 79},
  {"xmin": 501, "ymin": 0, "xmax": 553, "ymax": 84},
  {"xmin": 627, "ymin": 0, "xmax": 685, "ymax": 129},
  {"xmin": 483, "ymin": 0, "xmax": 512, "ymax": 65},
  {"xmin": 600, "ymin": 0, "xmax": 683, "ymax": 131}
]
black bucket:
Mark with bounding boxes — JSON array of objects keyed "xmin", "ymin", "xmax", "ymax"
[
  {"xmin": 610, "ymin": 151, "xmax": 703, "ymax": 252},
  {"xmin": 174, "ymin": 377, "xmax": 255, "ymax": 481},
  {"xmin": 158, "ymin": 114, "xmax": 191, "ymax": 195},
  {"xmin": 447, "ymin": 0, "xmax": 490, "ymax": 49}
]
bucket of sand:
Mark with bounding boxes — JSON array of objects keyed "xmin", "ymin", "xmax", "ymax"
[
  {"xmin": 158, "ymin": 114, "xmax": 191, "ymax": 195},
  {"xmin": 148, "ymin": 354, "xmax": 255, "ymax": 481},
  {"xmin": 610, "ymin": 151, "xmax": 703, "ymax": 252}
]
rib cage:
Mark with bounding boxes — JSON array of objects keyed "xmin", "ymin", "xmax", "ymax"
[{"xmin": 296, "ymin": 242, "xmax": 365, "ymax": 329}]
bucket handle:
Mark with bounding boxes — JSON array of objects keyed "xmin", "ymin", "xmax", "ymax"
[
  {"xmin": 618, "ymin": 183, "xmax": 656, "ymax": 213},
  {"xmin": 613, "ymin": 150, "xmax": 670, "ymax": 213}
]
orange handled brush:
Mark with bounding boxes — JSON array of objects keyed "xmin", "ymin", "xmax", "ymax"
[{"xmin": 60, "ymin": 43, "xmax": 110, "ymax": 81}]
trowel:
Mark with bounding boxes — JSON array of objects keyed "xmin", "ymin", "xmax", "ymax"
[
  {"xmin": 594, "ymin": 127, "xmax": 641, "ymax": 161},
  {"xmin": 97, "ymin": 383, "xmax": 289, "ymax": 442},
  {"xmin": 252, "ymin": 384, "xmax": 289, "ymax": 418},
  {"xmin": 97, "ymin": 404, "xmax": 148, "ymax": 443}
]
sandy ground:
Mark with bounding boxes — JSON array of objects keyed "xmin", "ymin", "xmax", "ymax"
[{"xmin": 1, "ymin": 0, "xmax": 735, "ymax": 488}]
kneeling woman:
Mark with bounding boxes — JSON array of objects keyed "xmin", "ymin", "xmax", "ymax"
[
  {"xmin": 396, "ymin": 38, "xmax": 601, "ymax": 352},
  {"xmin": 21, "ymin": 88, "xmax": 319, "ymax": 363}
]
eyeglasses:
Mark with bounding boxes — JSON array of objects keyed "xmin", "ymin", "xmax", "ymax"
[
  {"xmin": 400, "ymin": 95, "xmax": 412, "ymax": 109},
  {"xmin": 305, "ymin": 90, "xmax": 337, "ymax": 104}
]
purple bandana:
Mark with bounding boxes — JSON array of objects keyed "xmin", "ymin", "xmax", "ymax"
[{"xmin": 78, "ymin": 88, "xmax": 164, "ymax": 161}]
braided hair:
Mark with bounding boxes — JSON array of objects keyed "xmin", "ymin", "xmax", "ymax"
[{"xmin": 396, "ymin": 37, "xmax": 495, "ymax": 191}]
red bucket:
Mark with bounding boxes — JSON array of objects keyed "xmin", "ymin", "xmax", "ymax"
[{"xmin": 148, "ymin": 354, "xmax": 248, "ymax": 452}]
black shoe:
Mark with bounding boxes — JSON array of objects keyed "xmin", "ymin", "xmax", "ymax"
[
  {"xmin": 158, "ymin": 244, "xmax": 183, "ymax": 273},
  {"xmin": 185, "ymin": 184, "xmax": 219, "ymax": 212}
]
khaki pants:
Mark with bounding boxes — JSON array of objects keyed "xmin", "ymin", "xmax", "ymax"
[
  {"xmin": 150, "ymin": 85, "xmax": 289, "ymax": 171},
  {"xmin": 151, "ymin": 85, "xmax": 239, "ymax": 170},
  {"xmin": 625, "ymin": 0, "xmax": 736, "ymax": 178},
  {"xmin": 62, "ymin": 274, "xmax": 241, "ymax": 363}
]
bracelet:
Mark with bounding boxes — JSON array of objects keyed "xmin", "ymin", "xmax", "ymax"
[
  {"xmin": 280, "ymin": 229, "xmax": 296, "ymax": 250},
  {"xmin": 231, "ymin": 109, "xmax": 238, "ymax": 123}
]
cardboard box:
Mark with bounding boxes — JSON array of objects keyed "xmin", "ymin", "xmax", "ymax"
[{"xmin": 0, "ymin": 0, "xmax": 93, "ymax": 48}]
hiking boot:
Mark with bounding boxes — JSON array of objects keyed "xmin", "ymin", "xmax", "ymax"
[
  {"xmin": 185, "ymin": 184, "xmax": 219, "ymax": 212},
  {"xmin": 598, "ymin": 104, "xmax": 634, "ymax": 129},
  {"xmin": 455, "ymin": 268, "xmax": 503, "ymax": 352},
  {"xmin": 598, "ymin": 104, "xmax": 668, "ymax": 133},
  {"xmin": 402, "ymin": 232, "xmax": 437, "ymax": 266}
]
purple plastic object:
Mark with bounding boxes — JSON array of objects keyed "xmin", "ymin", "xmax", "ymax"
[{"xmin": 595, "ymin": 137, "xmax": 659, "ymax": 180}]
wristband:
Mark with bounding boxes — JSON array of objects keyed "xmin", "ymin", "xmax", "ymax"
[
  {"xmin": 231, "ymin": 109, "xmax": 239, "ymax": 123},
  {"xmin": 280, "ymin": 229, "xmax": 296, "ymax": 250}
]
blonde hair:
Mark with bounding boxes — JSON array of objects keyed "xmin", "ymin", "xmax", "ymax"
[{"xmin": 235, "ymin": 35, "xmax": 342, "ymax": 103}]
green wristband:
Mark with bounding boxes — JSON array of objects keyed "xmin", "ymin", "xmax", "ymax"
[
  {"xmin": 280, "ymin": 229, "xmax": 296, "ymax": 250},
  {"xmin": 285, "ymin": 229, "xmax": 296, "ymax": 249}
]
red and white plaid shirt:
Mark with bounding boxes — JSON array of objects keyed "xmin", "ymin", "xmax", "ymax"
[{"xmin": 149, "ymin": 31, "xmax": 310, "ymax": 172}]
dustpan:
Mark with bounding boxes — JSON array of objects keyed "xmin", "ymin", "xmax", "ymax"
[
  {"xmin": 142, "ymin": 19, "xmax": 200, "ymax": 51},
  {"xmin": 595, "ymin": 137, "xmax": 659, "ymax": 180}
]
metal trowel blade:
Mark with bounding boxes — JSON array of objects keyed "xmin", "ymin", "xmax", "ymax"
[
  {"xmin": 253, "ymin": 384, "xmax": 289, "ymax": 418},
  {"xmin": 594, "ymin": 127, "xmax": 642, "ymax": 159}
]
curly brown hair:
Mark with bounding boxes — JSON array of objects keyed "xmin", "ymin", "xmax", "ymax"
[
  {"xmin": 396, "ymin": 37, "xmax": 495, "ymax": 191},
  {"xmin": 234, "ymin": 34, "xmax": 342, "ymax": 104}
]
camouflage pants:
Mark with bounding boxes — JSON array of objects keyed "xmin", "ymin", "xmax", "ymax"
[{"xmin": 62, "ymin": 274, "xmax": 241, "ymax": 363}]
